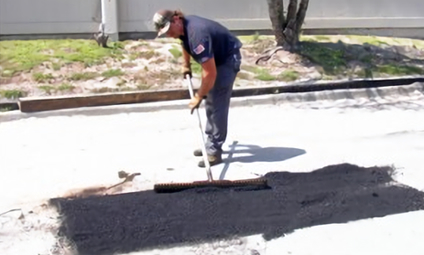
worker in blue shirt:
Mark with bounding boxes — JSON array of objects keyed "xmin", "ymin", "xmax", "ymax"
[{"xmin": 153, "ymin": 9, "xmax": 242, "ymax": 167}]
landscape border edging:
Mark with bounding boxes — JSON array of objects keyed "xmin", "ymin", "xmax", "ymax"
[{"xmin": 1, "ymin": 76, "xmax": 423, "ymax": 113}]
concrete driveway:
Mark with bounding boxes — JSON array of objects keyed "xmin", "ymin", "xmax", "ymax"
[{"xmin": 1, "ymin": 82, "xmax": 424, "ymax": 255}]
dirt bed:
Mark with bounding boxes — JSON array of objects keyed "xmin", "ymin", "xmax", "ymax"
[{"xmin": 1, "ymin": 35, "xmax": 424, "ymax": 104}]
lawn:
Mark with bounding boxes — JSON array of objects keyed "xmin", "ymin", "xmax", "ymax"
[{"xmin": 0, "ymin": 34, "xmax": 423, "ymax": 100}]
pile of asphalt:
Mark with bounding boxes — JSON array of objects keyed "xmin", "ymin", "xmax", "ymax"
[{"xmin": 50, "ymin": 163, "xmax": 424, "ymax": 255}]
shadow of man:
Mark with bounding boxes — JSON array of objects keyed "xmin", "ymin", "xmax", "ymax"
[{"xmin": 219, "ymin": 141, "xmax": 306, "ymax": 180}]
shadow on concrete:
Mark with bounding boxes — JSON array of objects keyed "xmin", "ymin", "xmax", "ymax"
[
  {"xmin": 301, "ymin": 96, "xmax": 424, "ymax": 112},
  {"xmin": 219, "ymin": 142, "xmax": 306, "ymax": 179},
  {"xmin": 50, "ymin": 163, "xmax": 424, "ymax": 255},
  {"xmin": 340, "ymin": 98, "xmax": 424, "ymax": 111},
  {"xmin": 223, "ymin": 143, "xmax": 306, "ymax": 164}
]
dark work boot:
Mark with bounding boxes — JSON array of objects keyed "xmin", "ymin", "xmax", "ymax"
[
  {"xmin": 193, "ymin": 149, "xmax": 203, "ymax": 157},
  {"xmin": 198, "ymin": 154, "xmax": 223, "ymax": 168}
]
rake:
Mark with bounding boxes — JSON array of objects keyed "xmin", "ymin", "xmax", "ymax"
[{"xmin": 153, "ymin": 75, "xmax": 269, "ymax": 193}]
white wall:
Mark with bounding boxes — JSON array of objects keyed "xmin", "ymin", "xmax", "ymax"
[
  {"xmin": 118, "ymin": 0, "xmax": 424, "ymax": 32},
  {"xmin": 1, "ymin": 0, "xmax": 423, "ymax": 37},
  {"xmin": 0, "ymin": 0, "xmax": 101, "ymax": 35}
]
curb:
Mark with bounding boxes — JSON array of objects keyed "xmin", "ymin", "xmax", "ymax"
[
  {"xmin": 2, "ymin": 76, "xmax": 424, "ymax": 113},
  {"xmin": 1, "ymin": 81, "xmax": 423, "ymax": 123}
]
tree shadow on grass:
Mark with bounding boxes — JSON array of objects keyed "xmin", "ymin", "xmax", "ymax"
[
  {"xmin": 50, "ymin": 163, "xmax": 424, "ymax": 255},
  {"xmin": 297, "ymin": 40, "xmax": 424, "ymax": 79},
  {"xmin": 255, "ymin": 38, "xmax": 424, "ymax": 80}
]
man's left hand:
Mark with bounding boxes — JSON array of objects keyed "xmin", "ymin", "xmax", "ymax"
[{"xmin": 189, "ymin": 93, "xmax": 204, "ymax": 114}]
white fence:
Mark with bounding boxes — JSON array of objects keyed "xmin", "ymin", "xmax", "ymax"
[{"xmin": 1, "ymin": 0, "xmax": 424, "ymax": 39}]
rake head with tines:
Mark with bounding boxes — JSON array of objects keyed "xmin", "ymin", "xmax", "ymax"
[{"xmin": 153, "ymin": 177, "xmax": 270, "ymax": 193}]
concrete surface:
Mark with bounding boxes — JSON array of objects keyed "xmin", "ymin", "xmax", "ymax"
[{"xmin": 1, "ymin": 83, "xmax": 424, "ymax": 254}]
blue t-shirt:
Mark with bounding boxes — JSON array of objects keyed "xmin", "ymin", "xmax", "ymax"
[{"xmin": 179, "ymin": 15, "xmax": 242, "ymax": 66}]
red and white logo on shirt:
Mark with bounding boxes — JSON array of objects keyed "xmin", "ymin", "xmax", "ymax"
[{"xmin": 193, "ymin": 44, "xmax": 205, "ymax": 55}]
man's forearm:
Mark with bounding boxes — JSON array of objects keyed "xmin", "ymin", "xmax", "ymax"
[
  {"xmin": 196, "ymin": 57, "xmax": 217, "ymax": 98},
  {"xmin": 197, "ymin": 72, "xmax": 216, "ymax": 98}
]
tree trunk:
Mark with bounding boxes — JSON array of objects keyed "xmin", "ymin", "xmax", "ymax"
[
  {"xmin": 266, "ymin": 0, "xmax": 286, "ymax": 47},
  {"xmin": 285, "ymin": 0, "xmax": 297, "ymax": 27},
  {"xmin": 295, "ymin": 0, "xmax": 309, "ymax": 35},
  {"xmin": 266, "ymin": 0, "xmax": 309, "ymax": 50},
  {"xmin": 256, "ymin": 0, "xmax": 309, "ymax": 64}
]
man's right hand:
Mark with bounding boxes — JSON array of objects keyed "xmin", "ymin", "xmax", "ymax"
[{"xmin": 182, "ymin": 65, "xmax": 192, "ymax": 78}]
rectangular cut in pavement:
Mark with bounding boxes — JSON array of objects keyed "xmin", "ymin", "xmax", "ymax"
[{"xmin": 50, "ymin": 163, "xmax": 424, "ymax": 255}]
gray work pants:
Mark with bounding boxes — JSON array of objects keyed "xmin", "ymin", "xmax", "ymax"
[{"xmin": 204, "ymin": 50, "xmax": 241, "ymax": 156}]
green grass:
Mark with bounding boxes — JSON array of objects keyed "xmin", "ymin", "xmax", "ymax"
[
  {"xmin": 102, "ymin": 69, "xmax": 125, "ymax": 78},
  {"xmin": 236, "ymin": 71, "xmax": 253, "ymax": 80},
  {"xmin": 0, "ymin": 69, "xmax": 15, "ymax": 77},
  {"xmin": 2, "ymin": 36, "xmax": 423, "ymax": 90},
  {"xmin": 0, "ymin": 89, "xmax": 26, "ymax": 99},
  {"xmin": 301, "ymin": 34, "xmax": 424, "ymax": 50},
  {"xmin": 38, "ymin": 85, "xmax": 55, "ymax": 94},
  {"xmin": 0, "ymin": 106, "xmax": 13, "ymax": 112},
  {"xmin": 169, "ymin": 46, "xmax": 182, "ymax": 59},
  {"xmin": 58, "ymin": 83, "xmax": 75, "ymax": 91},
  {"xmin": 240, "ymin": 65, "xmax": 276, "ymax": 81},
  {"xmin": 278, "ymin": 70, "xmax": 300, "ymax": 81},
  {"xmin": 91, "ymin": 86, "xmax": 134, "ymax": 94},
  {"xmin": 33, "ymin": 72, "xmax": 54, "ymax": 82},
  {"xmin": 51, "ymin": 62, "xmax": 62, "ymax": 71},
  {"xmin": 254, "ymin": 68, "xmax": 276, "ymax": 81},
  {"xmin": 191, "ymin": 61, "xmax": 202, "ymax": 74},
  {"xmin": 375, "ymin": 64, "xmax": 424, "ymax": 76},
  {"xmin": 298, "ymin": 36, "xmax": 424, "ymax": 77},
  {"xmin": 137, "ymin": 84, "xmax": 152, "ymax": 90},
  {"xmin": 347, "ymin": 35, "xmax": 402, "ymax": 47},
  {"xmin": 135, "ymin": 50, "xmax": 158, "ymax": 60},
  {"xmin": 301, "ymin": 42, "xmax": 347, "ymax": 75},
  {"xmin": 358, "ymin": 53, "xmax": 373, "ymax": 63},
  {"xmin": 69, "ymin": 72, "xmax": 99, "ymax": 81},
  {"xmin": 0, "ymin": 39, "xmax": 124, "ymax": 75},
  {"xmin": 116, "ymin": 80, "xmax": 126, "ymax": 87},
  {"xmin": 310, "ymin": 35, "xmax": 331, "ymax": 41},
  {"xmin": 304, "ymin": 35, "xmax": 391, "ymax": 46},
  {"xmin": 354, "ymin": 67, "xmax": 374, "ymax": 79},
  {"xmin": 38, "ymin": 83, "xmax": 75, "ymax": 95},
  {"xmin": 91, "ymin": 84, "xmax": 151, "ymax": 93},
  {"xmin": 241, "ymin": 65, "xmax": 259, "ymax": 73}
]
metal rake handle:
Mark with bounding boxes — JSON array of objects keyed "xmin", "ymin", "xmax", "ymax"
[{"xmin": 185, "ymin": 75, "xmax": 214, "ymax": 182}]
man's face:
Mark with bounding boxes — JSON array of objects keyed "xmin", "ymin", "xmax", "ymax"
[
  {"xmin": 164, "ymin": 23, "xmax": 178, "ymax": 38},
  {"xmin": 164, "ymin": 17, "xmax": 183, "ymax": 38}
]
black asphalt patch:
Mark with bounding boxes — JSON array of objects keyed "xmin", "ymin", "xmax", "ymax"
[{"xmin": 50, "ymin": 163, "xmax": 424, "ymax": 255}]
